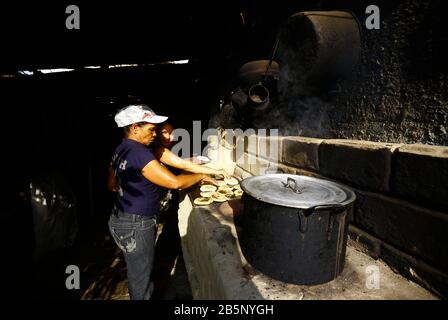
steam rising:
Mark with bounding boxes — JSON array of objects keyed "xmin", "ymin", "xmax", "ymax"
[{"xmin": 253, "ymin": 43, "xmax": 331, "ymax": 138}]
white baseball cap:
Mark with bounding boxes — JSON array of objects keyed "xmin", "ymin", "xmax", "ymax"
[{"xmin": 114, "ymin": 104, "xmax": 168, "ymax": 127}]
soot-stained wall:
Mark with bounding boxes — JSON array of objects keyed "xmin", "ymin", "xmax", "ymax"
[
  {"xmin": 333, "ymin": 0, "xmax": 448, "ymax": 145},
  {"xmin": 269, "ymin": 0, "xmax": 448, "ymax": 146}
]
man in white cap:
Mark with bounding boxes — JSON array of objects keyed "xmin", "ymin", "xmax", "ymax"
[{"xmin": 107, "ymin": 104, "xmax": 217, "ymax": 300}]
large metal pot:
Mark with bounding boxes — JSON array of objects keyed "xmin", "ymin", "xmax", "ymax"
[
  {"xmin": 278, "ymin": 11, "xmax": 361, "ymax": 86},
  {"xmin": 240, "ymin": 174, "xmax": 356, "ymax": 285},
  {"xmin": 238, "ymin": 60, "xmax": 280, "ymax": 85}
]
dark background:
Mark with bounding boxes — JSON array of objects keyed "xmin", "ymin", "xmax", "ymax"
[
  {"xmin": 0, "ymin": 0, "xmax": 292, "ymax": 299},
  {"xmin": 0, "ymin": 0, "xmax": 446, "ymax": 299}
]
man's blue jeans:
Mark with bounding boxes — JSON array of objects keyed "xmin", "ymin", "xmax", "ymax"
[{"xmin": 108, "ymin": 208, "xmax": 157, "ymax": 300}]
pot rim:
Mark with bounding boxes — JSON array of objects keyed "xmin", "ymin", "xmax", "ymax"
[{"xmin": 240, "ymin": 174, "xmax": 356, "ymax": 209}]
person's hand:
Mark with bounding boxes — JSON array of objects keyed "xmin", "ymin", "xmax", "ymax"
[
  {"xmin": 214, "ymin": 169, "xmax": 231, "ymax": 180},
  {"xmin": 201, "ymin": 175, "xmax": 218, "ymax": 186}
]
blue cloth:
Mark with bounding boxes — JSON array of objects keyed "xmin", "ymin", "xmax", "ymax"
[
  {"xmin": 109, "ymin": 208, "xmax": 157, "ymax": 300},
  {"xmin": 111, "ymin": 138, "xmax": 161, "ymax": 217}
]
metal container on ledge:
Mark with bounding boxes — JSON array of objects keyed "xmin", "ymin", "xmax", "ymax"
[{"xmin": 240, "ymin": 174, "xmax": 356, "ymax": 285}]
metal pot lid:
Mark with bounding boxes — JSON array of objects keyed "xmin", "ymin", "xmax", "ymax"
[{"xmin": 240, "ymin": 174, "xmax": 356, "ymax": 209}]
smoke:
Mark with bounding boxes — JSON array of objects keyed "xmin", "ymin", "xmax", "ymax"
[
  {"xmin": 253, "ymin": 46, "xmax": 332, "ymax": 137},
  {"xmin": 207, "ymin": 33, "xmax": 333, "ymax": 138}
]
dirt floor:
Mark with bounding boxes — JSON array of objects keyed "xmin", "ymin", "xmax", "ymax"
[
  {"xmin": 80, "ymin": 211, "xmax": 194, "ymax": 300},
  {"xmin": 25, "ymin": 207, "xmax": 192, "ymax": 300}
]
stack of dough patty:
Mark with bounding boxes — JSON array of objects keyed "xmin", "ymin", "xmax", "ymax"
[{"xmin": 194, "ymin": 176, "xmax": 244, "ymax": 206}]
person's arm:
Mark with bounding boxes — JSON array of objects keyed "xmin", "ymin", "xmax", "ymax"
[
  {"xmin": 141, "ymin": 159, "xmax": 211, "ymax": 190},
  {"xmin": 107, "ymin": 163, "xmax": 118, "ymax": 192},
  {"xmin": 153, "ymin": 146, "xmax": 230, "ymax": 179}
]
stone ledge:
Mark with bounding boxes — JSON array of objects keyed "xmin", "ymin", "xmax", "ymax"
[
  {"xmin": 282, "ymin": 136, "xmax": 323, "ymax": 171},
  {"xmin": 318, "ymin": 139, "xmax": 402, "ymax": 192},
  {"xmin": 353, "ymin": 190, "xmax": 448, "ymax": 271},
  {"xmin": 250, "ymin": 157, "xmax": 275, "ymax": 176},
  {"xmin": 348, "ymin": 225, "xmax": 447, "ymax": 298},
  {"xmin": 235, "ymin": 153, "xmax": 257, "ymax": 173},
  {"xmin": 391, "ymin": 144, "xmax": 448, "ymax": 211},
  {"xmin": 178, "ymin": 193, "xmax": 228, "ymax": 299},
  {"xmin": 257, "ymin": 135, "xmax": 284, "ymax": 163},
  {"xmin": 277, "ymin": 163, "xmax": 301, "ymax": 175},
  {"xmin": 248, "ymin": 158, "xmax": 318, "ymax": 177},
  {"xmin": 236, "ymin": 131, "xmax": 258, "ymax": 155},
  {"xmin": 232, "ymin": 131, "xmax": 283, "ymax": 162},
  {"xmin": 234, "ymin": 165, "xmax": 253, "ymax": 180},
  {"xmin": 236, "ymin": 162, "xmax": 321, "ymax": 181}
]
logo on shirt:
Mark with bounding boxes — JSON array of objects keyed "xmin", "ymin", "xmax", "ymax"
[{"xmin": 119, "ymin": 160, "xmax": 127, "ymax": 170}]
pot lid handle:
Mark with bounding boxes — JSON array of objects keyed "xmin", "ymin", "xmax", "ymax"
[{"xmin": 282, "ymin": 177, "xmax": 304, "ymax": 194}]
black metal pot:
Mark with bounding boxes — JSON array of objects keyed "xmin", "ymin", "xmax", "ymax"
[
  {"xmin": 278, "ymin": 11, "xmax": 361, "ymax": 86},
  {"xmin": 240, "ymin": 174, "xmax": 356, "ymax": 285},
  {"xmin": 238, "ymin": 60, "xmax": 280, "ymax": 85}
]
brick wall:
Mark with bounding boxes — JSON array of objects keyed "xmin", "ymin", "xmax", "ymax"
[{"xmin": 210, "ymin": 130, "xmax": 448, "ymax": 298}]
